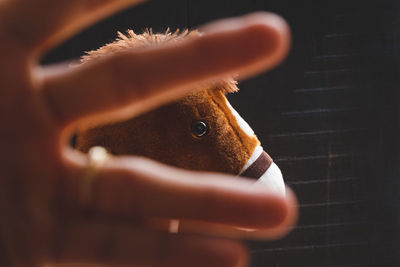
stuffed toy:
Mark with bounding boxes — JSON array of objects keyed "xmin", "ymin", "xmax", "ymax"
[{"xmin": 76, "ymin": 29, "xmax": 285, "ymax": 205}]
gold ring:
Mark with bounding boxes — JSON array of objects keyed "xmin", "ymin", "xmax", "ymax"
[
  {"xmin": 81, "ymin": 146, "xmax": 109, "ymax": 207},
  {"xmin": 169, "ymin": 219, "xmax": 180, "ymax": 234}
]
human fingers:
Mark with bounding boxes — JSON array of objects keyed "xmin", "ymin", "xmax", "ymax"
[
  {"xmin": 155, "ymin": 187, "xmax": 298, "ymax": 240},
  {"xmin": 48, "ymin": 219, "xmax": 248, "ymax": 267},
  {"xmin": 199, "ymin": 12, "xmax": 290, "ymax": 80},
  {"xmin": 63, "ymin": 153, "xmax": 295, "ymax": 237},
  {"xmin": 39, "ymin": 12, "xmax": 290, "ymax": 127},
  {"xmin": 0, "ymin": 0, "xmax": 145, "ymax": 54}
]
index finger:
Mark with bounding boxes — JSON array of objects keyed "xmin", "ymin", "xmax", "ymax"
[{"xmin": 38, "ymin": 13, "xmax": 290, "ymax": 127}]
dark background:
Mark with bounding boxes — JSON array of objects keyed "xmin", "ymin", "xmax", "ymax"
[{"xmin": 43, "ymin": 0, "xmax": 400, "ymax": 266}]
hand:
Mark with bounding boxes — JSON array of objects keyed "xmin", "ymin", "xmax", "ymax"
[{"xmin": 0, "ymin": 0, "xmax": 297, "ymax": 266}]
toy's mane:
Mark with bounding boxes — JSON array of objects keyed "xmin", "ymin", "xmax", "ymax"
[{"xmin": 81, "ymin": 29, "xmax": 238, "ymax": 94}]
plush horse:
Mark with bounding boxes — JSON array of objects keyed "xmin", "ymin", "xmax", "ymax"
[{"xmin": 76, "ymin": 29, "xmax": 285, "ymax": 198}]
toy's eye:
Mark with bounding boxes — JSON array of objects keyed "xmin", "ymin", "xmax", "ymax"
[{"xmin": 191, "ymin": 121, "xmax": 208, "ymax": 137}]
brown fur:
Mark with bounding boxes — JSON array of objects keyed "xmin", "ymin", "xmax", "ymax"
[{"xmin": 76, "ymin": 30, "xmax": 260, "ymax": 175}]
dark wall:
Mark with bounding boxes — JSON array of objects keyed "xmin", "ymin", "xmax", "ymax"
[{"xmin": 43, "ymin": 1, "xmax": 400, "ymax": 266}]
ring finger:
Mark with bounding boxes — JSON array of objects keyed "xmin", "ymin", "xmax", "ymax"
[{"xmin": 49, "ymin": 218, "xmax": 248, "ymax": 267}]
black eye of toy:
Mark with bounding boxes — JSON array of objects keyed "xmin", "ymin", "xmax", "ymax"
[{"xmin": 191, "ymin": 121, "xmax": 208, "ymax": 137}]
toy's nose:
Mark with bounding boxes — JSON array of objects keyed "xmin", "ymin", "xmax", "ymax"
[{"xmin": 240, "ymin": 146, "xmax": 286, "ymax": 196}]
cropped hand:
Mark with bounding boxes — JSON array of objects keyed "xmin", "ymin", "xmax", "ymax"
[{"xmin": 0, "ymin": 0, "xmax": 297, "ymax": 266}]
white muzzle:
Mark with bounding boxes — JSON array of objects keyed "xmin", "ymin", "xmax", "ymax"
[{"xmin": 240, "ymin": 145, "xmax": 285, "ymax": 196}]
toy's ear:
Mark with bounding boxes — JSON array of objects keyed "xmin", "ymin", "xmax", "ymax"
[{"xmin": 213, "ymin": 78, "xmax": 239, "ymax": 95}]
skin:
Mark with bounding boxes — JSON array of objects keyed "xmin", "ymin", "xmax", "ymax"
[{"xmin": 0, "ymin": 0, "xmax": 298, "ymax": 266}]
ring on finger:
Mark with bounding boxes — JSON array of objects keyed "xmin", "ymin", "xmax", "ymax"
[{"xmin": 81, "ymin": 146, "xmax": 109, "ymax": 207}]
